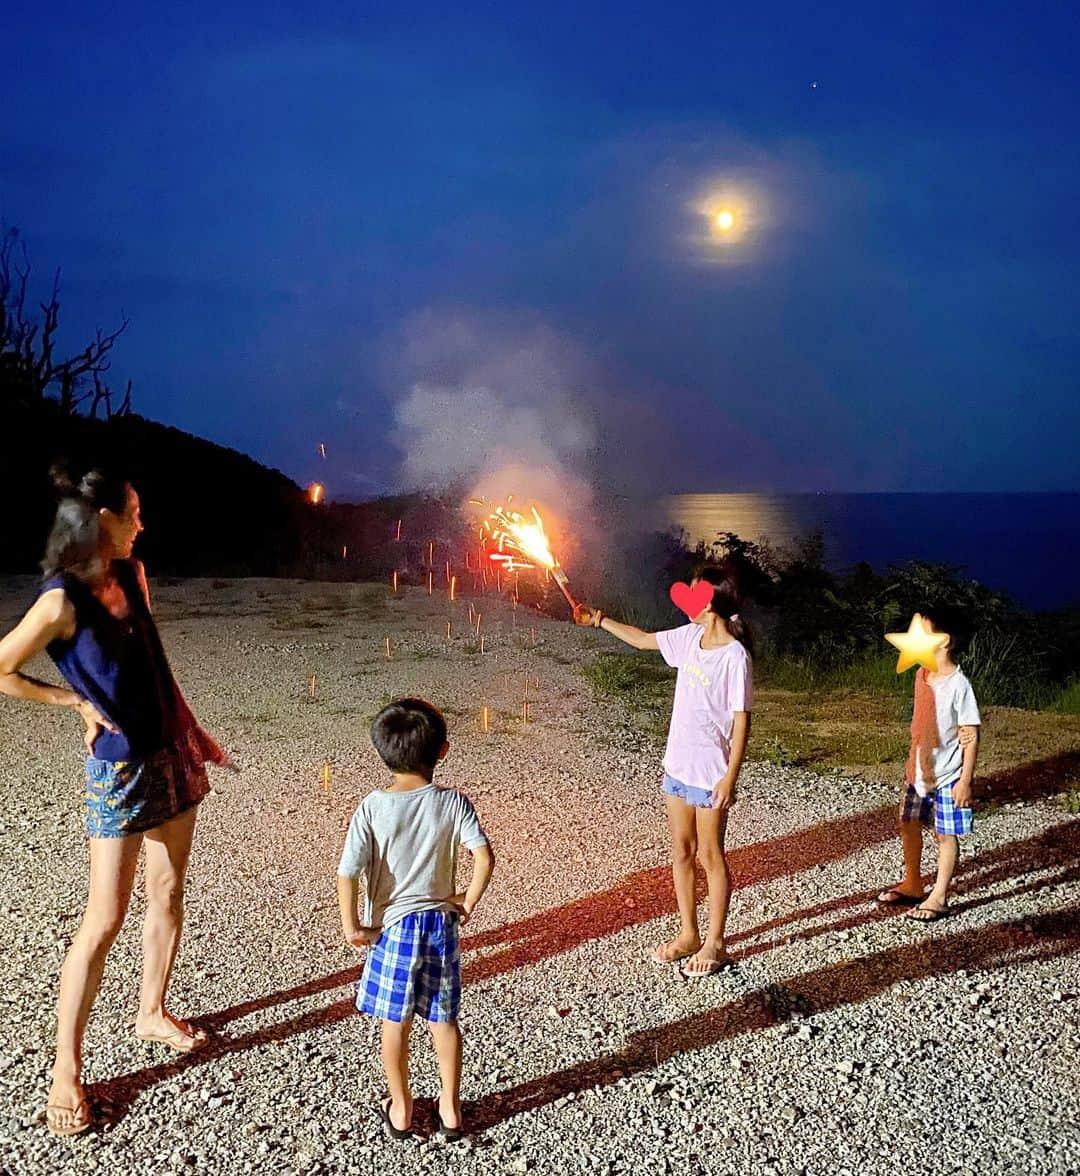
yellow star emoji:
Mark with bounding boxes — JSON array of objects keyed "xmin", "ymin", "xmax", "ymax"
[{"xmin": 885, "ymin": 613, "xmax": 949, "ymax": 673}]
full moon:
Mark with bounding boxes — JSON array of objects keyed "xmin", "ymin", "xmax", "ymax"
[{"xmin": 715, "ymin": 209, "xmax": 735, "ymax": 231}]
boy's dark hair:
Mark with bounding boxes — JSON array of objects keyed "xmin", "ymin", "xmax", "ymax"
[
  {"xmin": 371, "ymin": 698, "xmax": 448, "ymax": 777},
  {"xmin": 692, "ymin": 562, "xmax": 756, "ymax": 659},
  {"xmin": 922, "ymin": 604, "xmax": 973, "ymax": 661}
]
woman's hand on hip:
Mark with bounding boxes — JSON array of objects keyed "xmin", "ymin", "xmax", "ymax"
[{"xmin": 73, "ymin": 698, "xmax": 118, "ymax": 755}]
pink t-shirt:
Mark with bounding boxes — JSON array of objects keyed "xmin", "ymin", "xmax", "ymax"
[{"xmin": 655, "ymin": 624, "xmax": 753, "ymax": 791}]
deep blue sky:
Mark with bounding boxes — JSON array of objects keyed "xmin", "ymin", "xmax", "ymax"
[{"xmin": 5, "ymin": 2, "xmax": 1079, "ymax": 497}]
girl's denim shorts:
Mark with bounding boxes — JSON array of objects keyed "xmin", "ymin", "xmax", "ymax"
[{"xmin": 661, "ymin": 772, "xmax": 714, "ymax": 809}]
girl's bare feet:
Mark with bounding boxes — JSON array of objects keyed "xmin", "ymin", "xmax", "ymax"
[
  {"xmin": 680, "ymin": 945, "xmax": 735, "ymax": 977},
  {"xmin": 651, "ymin": 934, "xmax": 702, "ymax": 963}
]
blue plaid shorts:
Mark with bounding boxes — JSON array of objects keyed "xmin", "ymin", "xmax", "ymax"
[
  {"xmin": 900, "ymin": 780, "xmax": 973, "ymax": 837},
  {"xmin": 357, "ymin": 910, "xmax": 460, "ymax": 1023}
]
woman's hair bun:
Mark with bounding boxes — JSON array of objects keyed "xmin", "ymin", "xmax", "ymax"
[{"xmin": 49, "ymin": 460, "xmax": 80, "ymax": 498}]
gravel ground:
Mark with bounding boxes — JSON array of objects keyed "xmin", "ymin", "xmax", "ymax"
[{"xmin": 0, "ymin": 576, "xmax": 1077, "ymax": 1176}]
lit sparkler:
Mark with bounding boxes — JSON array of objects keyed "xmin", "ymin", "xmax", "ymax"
[{"xmin": 482, "ymin": 504, "xmax": 578, "ymax": 612}]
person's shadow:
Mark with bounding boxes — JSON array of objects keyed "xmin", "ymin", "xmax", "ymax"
[{"xmin": 90, "ymin": 752, "xmax": 1080, "ymax": 1126}]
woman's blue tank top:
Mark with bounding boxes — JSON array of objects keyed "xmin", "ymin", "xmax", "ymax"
[{"xmin": 39, "ymin": 560, "xmax": 187, "ymax": 761}]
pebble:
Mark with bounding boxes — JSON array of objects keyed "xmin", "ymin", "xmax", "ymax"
[{"xmin": 0, "ymin": 577, "xmax": 1075, "ymax": 1176}]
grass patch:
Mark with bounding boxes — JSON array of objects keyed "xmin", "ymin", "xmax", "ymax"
[{"xmin": 1050, "ymin": 677, "xmax": 1080, "ymax": 715}]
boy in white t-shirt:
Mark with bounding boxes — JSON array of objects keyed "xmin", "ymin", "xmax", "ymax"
[{"xmin": 877, "ymin": 607, "xmax": 981, "ymax": 922}]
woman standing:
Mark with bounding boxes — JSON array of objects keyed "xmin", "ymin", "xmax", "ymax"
[{"xmin": 0, "ymin": 467, "xmax": 228, "ymax": 1135}]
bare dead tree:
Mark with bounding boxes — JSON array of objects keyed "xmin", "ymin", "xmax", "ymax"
[{"xmin": 1, "ymin": 225, "xmax": 132, "ymax": 416}]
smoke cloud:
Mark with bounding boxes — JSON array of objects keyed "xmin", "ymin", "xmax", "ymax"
[{"xmin": 388, "ymin": 309, "xmax": 600, "ymax": 514}]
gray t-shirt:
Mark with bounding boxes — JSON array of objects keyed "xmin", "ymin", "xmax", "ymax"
[
  {"xmin": 908, "ymin": 667, "xmax": 982, "ymax": 795},
  {"xmin": 337, "ymin": 784, "xmax": 488, "ymax": 930}
]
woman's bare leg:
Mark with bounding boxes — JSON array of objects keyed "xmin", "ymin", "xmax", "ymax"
[
  {"xmin": 136, "ymin": 805, "xmax": 205, "ymax": 1047},
  {"xmin": 49, "ymin": 833, "xmax": 143, "ymax": 1128},
  {"xmin": 653, "ymin": 795, "xmax": 702, "ymax": 961}
]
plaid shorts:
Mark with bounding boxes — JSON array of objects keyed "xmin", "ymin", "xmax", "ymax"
[
  {"xmin": 357, "ymin": 910, "xmax": 460, "ymax": 1023},
  {"xmin": 900, "ymin": 780, "xmax": 973, "ymax": 837}
]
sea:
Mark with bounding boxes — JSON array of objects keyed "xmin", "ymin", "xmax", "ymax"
[{"xmin": 648, "ymin": 493, "xmax": 1080, "ymax": 612}]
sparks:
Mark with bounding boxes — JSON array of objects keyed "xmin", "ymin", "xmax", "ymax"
[
  {"xmin": 449, "ymin": 575, "xmax": 457, "ymax": 602},
  {"xmin": 308, "ymin": 482, "xmax": 325, "ymax": 505},
  {"xmin": 385, "ymin": 636, "xmax": 392, "ymax": 659},
  {"xmin": 318, "ymin": 442, "xmax": 327, "ymax": 459},
  {"xmin": 481, "ymin": 503, "xmax": 578, "ymax": 611},
  {"xmin": 321, "ymin": 762, "xmax": 331, "ymax": 792}
]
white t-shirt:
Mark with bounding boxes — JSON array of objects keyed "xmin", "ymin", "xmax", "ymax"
[
  {"xmin": 655, "ymin": 624, "xmax": 753, "ymax": 792},
  {"xmin": 907, "ymin": 667, "xmax": 981, "ymax": 795},
  {"xmin": 337, "ymin": 784, "xmax": 488, "ymax": 929}
]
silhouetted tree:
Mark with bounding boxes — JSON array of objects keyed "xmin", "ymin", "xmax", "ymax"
[{"xmin": 0, "ymin": 226, "xmax": 130, "ymax": 418}]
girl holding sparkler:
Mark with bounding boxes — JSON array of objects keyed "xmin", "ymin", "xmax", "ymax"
[
  {"xmin": 575, "ymin": 566, "xmax": 753, "ymax": 978},
  {"xmin": 0, "ymin": 466, "xmax": 230, "ymax": 1135}
]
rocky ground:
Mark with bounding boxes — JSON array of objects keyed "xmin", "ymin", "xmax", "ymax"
[{"xmin": 0, "ymin": 577, "xmax": 1077, "ymax": 1176}]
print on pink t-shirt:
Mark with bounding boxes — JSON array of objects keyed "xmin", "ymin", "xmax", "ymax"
[{"xmin": 655, "ymin": 624, "xmax": 753, "ymax": 792}]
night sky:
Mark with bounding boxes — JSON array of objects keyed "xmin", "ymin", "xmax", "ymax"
[{"xmin": 5, "ymin": 2, "xmax": 1078, "ymax": 498}]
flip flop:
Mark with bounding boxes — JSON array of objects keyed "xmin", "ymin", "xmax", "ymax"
[
  {"xmin": 135, "ymin": 1020, "xmax": 211, "ymax": 1053},
  {"xmin": 651, "ymin": 941, "xmax": 701, "ymax": 965},
  {"xmin": 679, "ymin": 955, "xmax": 737, "ymax": 979},
  {"xmin": 45, "ymin": 1098, "xmax": 93, "ymax": 1137},
  {"xmin": 906, "ymin": 904, "xmax": 951, "ymax": 923},
  {"xmin": 378, "ymin": 1098, "xmax": 413, "ymax": 1141},
  {"xmin": 877, "ymin": 889, "xmax": 924, "ymax": 907},
  {"xmin": 433, "ymin": 1106, "xmax": 465, "ymax": 1143}
]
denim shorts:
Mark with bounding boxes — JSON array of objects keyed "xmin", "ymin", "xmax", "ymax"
[{"xmin": 661, "ymin": 772, "xmax": 714, "ymax": 809}]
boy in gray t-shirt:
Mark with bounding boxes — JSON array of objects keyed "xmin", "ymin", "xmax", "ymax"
[
  {"xmin": 336, "ymin": 699, "xmax": 494, "ymax": 1141},
  {"xmin": 877, "ymin": 607, "xmax": 981, "ymax": 923}
]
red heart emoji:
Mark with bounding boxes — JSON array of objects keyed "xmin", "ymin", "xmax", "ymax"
[{"xmin": 670, "ymin": 581, "xmax": 714, "ymax": 619}]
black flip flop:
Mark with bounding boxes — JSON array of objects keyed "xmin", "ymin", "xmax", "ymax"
[
  {"xmin": 377, "ymin": 1098, "xmax": 413, "ymax": 1141},
  {"xmin": 434, "ymin": 1106, "xmax": 465, "ymax": 1143},
  {"xmin": 876, "ymin": 889, "xmax": 923, "ymax": 907},
  {"xmin": 906, "ymin": 904, "xmax": 951, "ymax": 923}
]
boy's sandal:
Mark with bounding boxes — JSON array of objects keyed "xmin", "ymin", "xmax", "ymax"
[
  {"xmin": 45, "ymin": 1098, "xmax": 93, "ymax": 1137},
  {"xmin": 679, "ymin": 955, "xmax": 737, "ymax": 979},
  {"xmin": 876, "ymin": 888, "xmax": 924, "ymax": 907},
  {"xmin": 434, "ymin": 1107, "xmax": 465, "ymax": 1143},
  {"xmin": 906, "ymin": 903, "xmax": 950, "ymax": 923},
  {"xmin": 378, "ymin": 1098, "xmax": 414, "ymax": 1141}
]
